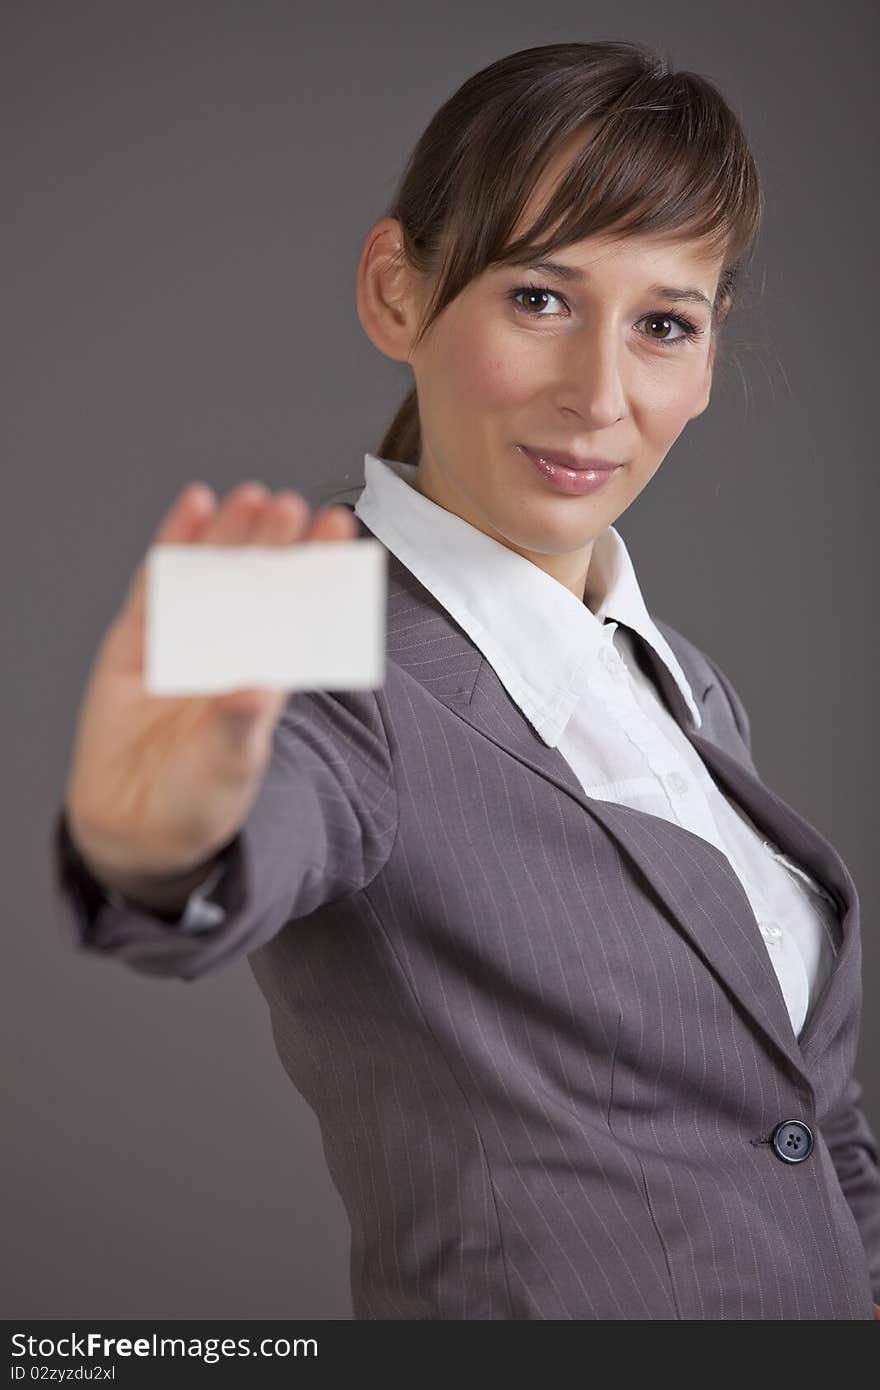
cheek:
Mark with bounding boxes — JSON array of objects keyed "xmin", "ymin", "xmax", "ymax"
[
  {"xmin": 639, "ymin": 373, "xmax": 707, "ymax": 447},
  {"xmin": 440, "ymin": 323, "xmax": 534, "ymax": 412}
]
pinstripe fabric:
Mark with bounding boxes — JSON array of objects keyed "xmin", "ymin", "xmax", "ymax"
[{"xmin": 50, "ymin": 511, "xmax": 880, "ymax": 1319}]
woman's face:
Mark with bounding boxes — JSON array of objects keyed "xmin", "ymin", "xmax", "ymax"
[{"xmin": 357, "ymin": 167, "xmax": 724, "ymax": 604}]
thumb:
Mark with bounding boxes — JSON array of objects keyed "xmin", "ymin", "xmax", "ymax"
[
  {"xmin": 120, "ymin": 482, "xmax": 217, "ymax": 632},
  {"xmin": 212, "ymin": 686, "xmax": 289, "ymax": 766},
  {"xmin": 213, "ymin": 684, "xmax": 288, "ymax": 725}
]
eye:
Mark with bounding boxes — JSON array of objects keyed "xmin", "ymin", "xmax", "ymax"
[
  {"xmin": 507, "ymin": 284, "xmax": 704, "ymax": 349},
  {"xmin": 639, "ymin": 312, "xmax": 701, "ymax": 347},
  {"xmin": 510, "ymin": 285, "xmax": 570, "ymax": 317}
]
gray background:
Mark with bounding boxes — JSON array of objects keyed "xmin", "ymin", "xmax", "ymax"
[{"xmin": 4, "ymin": 0, "xmax": 876, "ymax": 1318}]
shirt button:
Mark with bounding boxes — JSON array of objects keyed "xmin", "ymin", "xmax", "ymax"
[
  {"xmin": 599, "ymin": 645, "xmax": 621, "ymax": 673},
  {"xmin": 771, "ymin": 1119, "xmax": 814, "ymax": 1164},
  {"xmin": 665, "ymin": 772, "xmax": 689, "ymax": 796},
  {"xmin": 760, "ymin": 920, "xmax": 783, "ymax": 941}
]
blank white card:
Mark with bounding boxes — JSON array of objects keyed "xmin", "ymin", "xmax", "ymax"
[{"xmin": 144, "ymin": 539, "xmax": 386, "ymax": 696}]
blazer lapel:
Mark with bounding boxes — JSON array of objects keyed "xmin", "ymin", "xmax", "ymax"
[
  {"xmin": 621, "ymin": 626, "xmax": 859, "ymax": 1074},
  {"xmin": 350, "ymin": 509, "xmax": 858, "ymax": 1087}
]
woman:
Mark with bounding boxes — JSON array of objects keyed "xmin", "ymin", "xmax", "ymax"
[{"xmin": 52, "ymin": 40, "xmax": 880, "ymax": 1319}]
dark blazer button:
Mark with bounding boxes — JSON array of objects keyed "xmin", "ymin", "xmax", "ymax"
[{"xmin": 771, "ymin": 1119, "xmax": 814, "ymax": 1163}]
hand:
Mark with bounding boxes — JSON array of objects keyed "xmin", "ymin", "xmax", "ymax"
[
  {"xmin": 64, "ymin": 480, "xmax": 359, "ymax": 881},
  {"xmin": 875, "ymin": 1301, "xmax": 880, "ymax": 1319}
]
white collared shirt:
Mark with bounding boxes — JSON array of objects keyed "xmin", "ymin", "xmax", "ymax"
[{"xmin": 352, "ymin": 451, "xmax": 840, "ymax": 1040}]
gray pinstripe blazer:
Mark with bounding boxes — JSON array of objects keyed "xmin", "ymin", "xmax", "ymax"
[{"xmin": 52, "ymin": 509, "xmax": 880, "ymax": 1319}]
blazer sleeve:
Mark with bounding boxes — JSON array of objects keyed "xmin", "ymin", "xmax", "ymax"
[
  {"xmin": 706, "ymin": 649, "xmax": 880, "ymax": 1297},
  {"xmin": 99, "ymin": 855, "xmax": 232, "ymax": 933},
  {"xmin": 49, "ymin": 685, "xmax": 398, "ymax": 983},
  {"xmin": 820, "ymin": 1076, "xmax": 880, "ymax": 1300}
]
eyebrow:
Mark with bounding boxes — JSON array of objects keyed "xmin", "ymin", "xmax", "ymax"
[{"xmin": 508, "ymin": 259, "xmax": 714, "ymax": 313}]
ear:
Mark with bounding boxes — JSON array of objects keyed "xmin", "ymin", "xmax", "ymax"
[{"xmin": 356, "ymin": 217, "xmax": 424, "ymax": 365}]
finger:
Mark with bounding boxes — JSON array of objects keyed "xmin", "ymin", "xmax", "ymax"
[
  {"xmin": 199, "ymin": 482, "xmax": 275, "ymax": 545},
  {"xmin": 247, "ymin": 496, "xmax": 358, "ymax": 546},
  {"xmin": 248, "ymin": 490, "xmax": 314, "ymax": 544},
  {"xmin": 120, "ymin": 482, "xmax": 217, "ymax": 629},
  {"xmin": 303, "ymin": 504, "xmax": 360, "ymax": 540}
]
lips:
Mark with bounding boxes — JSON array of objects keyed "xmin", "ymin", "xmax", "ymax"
[{"xmin": 518, "ymin": 445, "xmax": 621, "ymax": 472}]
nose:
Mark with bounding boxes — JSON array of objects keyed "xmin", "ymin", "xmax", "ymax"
[{"xmin": 558, "ymin": 324, "xmax": 627, "ymax": 428}]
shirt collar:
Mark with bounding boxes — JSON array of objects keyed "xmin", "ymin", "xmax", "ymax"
[{"xmin": 354, "ymin": 451, "xmax": 702, "ymax": 746}]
